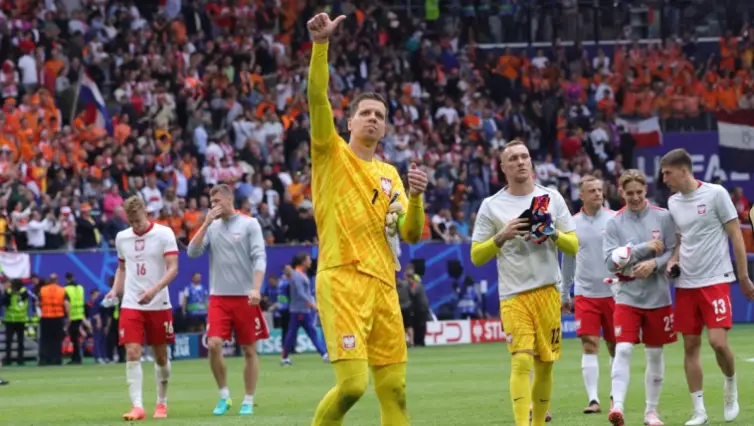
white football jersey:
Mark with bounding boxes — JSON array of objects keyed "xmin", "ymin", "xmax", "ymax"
[
  {"xmin": 116, "ymin": 223, "xmax": 179, "ymax": 311},
  {"xmin": 472, "ymin": 184, "xmax": 576, "ymax": 300},
  {"xmin": 668, "ymin": 181, "xmax": 738, "ymax": 288}
]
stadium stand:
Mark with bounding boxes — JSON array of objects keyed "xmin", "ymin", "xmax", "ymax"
[{"xmin": 0, "ymin": 0, "xmax": 752, "ymax": 251}]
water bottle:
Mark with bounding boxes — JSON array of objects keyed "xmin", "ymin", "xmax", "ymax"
[{"xmin": 101, "ymin": 297, "xmax": 119, "ymax": 308}]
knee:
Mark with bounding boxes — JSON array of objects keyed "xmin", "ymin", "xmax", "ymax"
[
  {"xmin": 125, "ymin": 345, "xmax": 142, "ymax": 361},
  {"xmin": 511, "ymin": 352, "xmax": 534, "ymax": 375},
  {"xmin": 242, "ymin": 345, "xmax": 257, "ymax": 361},
  {"xmin": 580, "ymin": 337, "xmax": 599, "ymax": 354},
  {"xmin": 708, "ymin": 335, "xmax": 728, "ymax": 353},
  {"xmin": 645, "ymin": 347, "xmax": 663, "ymax": 362},
  {"xmin": 614, "ymin": 342, "xmax": 633, "ymax": 361},
  {"xmin": 683, "ymin": 338, "xmax": 702, "ymax": 357},
  {"xmin": 374, "ymin": 371, "xmax": 406, "ymax": 406},
  {"xmin": 338, "ymin": 373, "xmax": 369, "ymax": 409},
  {"xmin": 154, "ymin": 352, "xmax": 169, "ymax": 366},
  {"xmin": 207, "ymin": 337, "xmax": 224, "ymax": 354},
  {"xmin": 534, "ymin": 358, "xmax": 553, "ymax": 374}
]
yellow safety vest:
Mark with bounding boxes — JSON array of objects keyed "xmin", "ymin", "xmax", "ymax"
[{"xmin": 65, "ymin": 284, "xmax": 85, "ymax": 321}]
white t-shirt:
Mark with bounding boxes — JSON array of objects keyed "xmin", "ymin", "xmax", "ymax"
[
  {"xmin": 141, "ymin": 186, "xmax": 163, "ymax": 213},
  {"xmin": 17, "ymin": 55, "xmax": 38, "ymax": 85},
  {"xmin": 668, "ymin": 181, "xmax": 738, "ymax": 289},
  {"xmin": 116, "ymin": 223, "xmax": 178, "ymax": 310},
  {"xmin": 472, "ymin": 185, "xmax": 576, "ymax": 299}
]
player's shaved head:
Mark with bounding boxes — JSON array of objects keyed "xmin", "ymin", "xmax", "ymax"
[
  {"xmin": 499, "ymin": 140, "xmax": 533, "ymax": 187},
  {"xmin": 579, "ymin": 175, "xmax": 604, "ymax": 212},
  {"xmin": 500, "ymin": 140, "xmax": 526, "ymax": 162}
]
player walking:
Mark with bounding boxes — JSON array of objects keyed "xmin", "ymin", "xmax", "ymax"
[
  {"xmin": 307, "ymin": 13, "xmax": 428, "ymax": 426},
  {"xmin": 280, "ymin": 252, "xmax": 329, "ymax": 365},
  {"xmin": 471, "ymin": 140, "xmax": 579, "ymax": 426},
  {"xmin": 660, "ymin": 149, "xmax": 754, "ymax": 425},
  {"xmin": 187, "ymin": 184, "xmax": 270, "ymax": 417},
  {"xmin": 105, "ymin": 196, "xmax": 179, "ymax": 421},
  {"xmin": 602, "ymin": 170, "xmax": 677, "ymax": 426},
  {"xmin": 561, "ymin": 175, "xmax": 616, "ymax": 414}
]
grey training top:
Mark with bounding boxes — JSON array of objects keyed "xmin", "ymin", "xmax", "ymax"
[
  {"xmin": 562, "ymin": 208, "xmax": 616, "ymax": 301},
  {"xmin": 187, "ymin": 213, "xmax": 267, "ymax": 296},
  {"xmin": 602, "ymin": 204, "xmax": 676, "ymax": 309}
]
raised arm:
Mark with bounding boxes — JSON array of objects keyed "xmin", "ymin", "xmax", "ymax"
[
  {"xmin": 307, "ymin": 13, "xmax": 346, "ymax": 154},
  {"xmin": 187, "ymin": 209, "xmax": 219, "ymax": 258}
]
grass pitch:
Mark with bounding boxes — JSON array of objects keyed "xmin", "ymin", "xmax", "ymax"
[{"xmin": 2, "ymin": 326, "xmax": 754, "ymax": 425}]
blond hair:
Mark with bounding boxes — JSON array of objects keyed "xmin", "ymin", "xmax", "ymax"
[
  {"xmin": 123, "ymin": 196, "xmax": 146, "ymax": 217},
  {"xmin": 578, "ymin": 174, "xmax": 601, "ymax": 190},
  {"xmin": 618, "ymin": 169, "xmax": 647, "ymax": 189},
  {"xmin": 209, "ymin": 184, "xmax": 233, "ymax": 197}
]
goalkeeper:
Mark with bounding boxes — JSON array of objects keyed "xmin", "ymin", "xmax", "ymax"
[
  {"xmin": 470, "ymin": 140, "xmax": 578, "ymax": 426},
  {"xmin": 306, "ymin": 12, "xmax": 427, "ymax": 426}
]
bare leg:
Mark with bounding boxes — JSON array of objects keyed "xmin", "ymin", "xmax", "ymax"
[
  {"xmin": 208, "ymin": 337, "xmax": 228, "ymax": 396},
  {"xmin": 241, "ymin": 344, "xmax": 259, "ymax": 407}
]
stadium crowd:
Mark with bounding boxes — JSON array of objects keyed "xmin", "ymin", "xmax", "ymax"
[{"xmin": 0, "ymin": 0, "xmax": 752, "ymax": 253}]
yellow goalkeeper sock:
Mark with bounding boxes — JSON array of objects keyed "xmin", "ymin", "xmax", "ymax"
[
  {"xmin": 510, "ymin": 353, "xmax": 534, "ymax": 426},
  {"xmin": 372, "ymin": 363, "xmax": 409, "ymax": 426},
  {"xmin": 531, "ymin": 359, "xmax": 554, "ymax": 426},
  {"xmin": 312, "ymin": 360, "xmax": 369, "ymax": 426}
]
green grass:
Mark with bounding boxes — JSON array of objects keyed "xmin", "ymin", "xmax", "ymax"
[{"xmin": 3, "ymin": 326, "xmax": 754, "ymax": 425}]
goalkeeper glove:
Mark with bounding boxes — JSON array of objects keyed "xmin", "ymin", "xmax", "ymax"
[{"xmin": 531, "ymin": 213, "xmax": 555, "ymax": 244}]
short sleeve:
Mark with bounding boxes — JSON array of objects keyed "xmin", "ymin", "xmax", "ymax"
[
  {"xmin": 115, "ymin": 232, "xmax": 125, "ymax": 263},
  {"xmin": 471, "ymin": 200, "xmax": 497, "ymax": 243},
  {"xmin": 162, "ymin": 228, "xmax": 179, "ymax": 256},
  {"xmin": 714, "ymin": 186, "xmax": 738, "ymax": 224},
  {"xmin": 551, "ymin": 191, "xmax": 576, "ymax": 233}
]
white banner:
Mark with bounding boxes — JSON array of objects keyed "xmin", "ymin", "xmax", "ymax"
[
  {"xmin": 425, "ymin": 320, "xmax": 471, "ymax": 346},
  {"xmin": 0, "ymin": 252, "xmax": 31, "ymax": 279}
]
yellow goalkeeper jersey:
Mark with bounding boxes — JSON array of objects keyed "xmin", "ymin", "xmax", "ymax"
[{"xmin": 308, "ymin": 42, "xmax": 408, "ymax": 285}]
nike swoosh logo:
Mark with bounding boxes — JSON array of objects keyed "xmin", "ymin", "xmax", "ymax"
[
  {"xmin": 716, "ymin": 317, "xmax": 727, "ymax": 322},
  {"xmin": 514, "ymin": 397, "xmax": 523, "ymax": 402},
  {"xmin": 540, "ymin": 399, "xmax": 549, "ymax": 403}
]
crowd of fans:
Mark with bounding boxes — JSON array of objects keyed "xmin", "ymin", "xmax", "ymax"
[{"xmin": 0, "ymin": 0, "xmax": 752, "ymax": 252}]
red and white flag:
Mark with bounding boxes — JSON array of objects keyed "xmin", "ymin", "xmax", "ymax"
[{"xmin": 615, "ymin": 116, "xmax": 663, "ymax": 148}]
